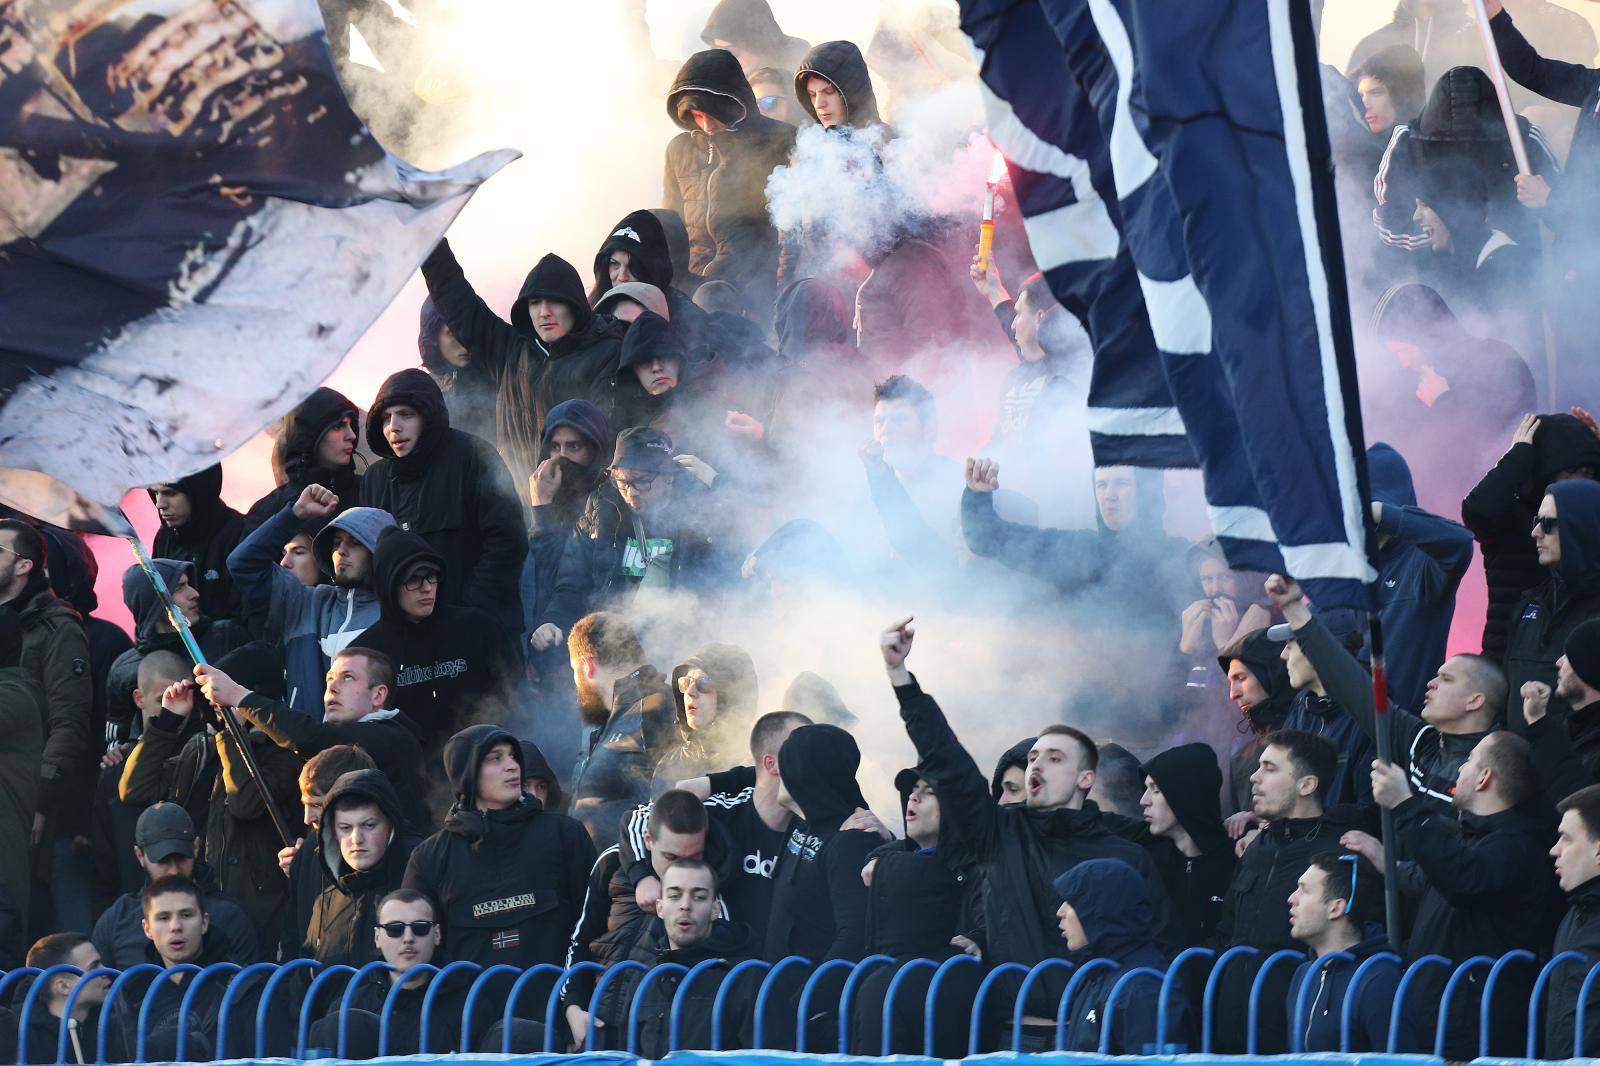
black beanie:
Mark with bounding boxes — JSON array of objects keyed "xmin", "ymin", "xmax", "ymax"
[{"xmin": 1567, "ymin": 619, "xmax": 1600, "ymax": 692}]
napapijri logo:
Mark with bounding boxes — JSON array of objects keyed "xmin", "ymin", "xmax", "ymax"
[
  {"xmin": 786, "ymin": 829, "xmax": 821, "ymax": 862},
  {"xmin": 612, "ymin": 226, "xmax": 642, "ymax": 243},
  {"xmin": 396, "ymin": 658, "xmax": 469, "ymax": 686},
  {"xmin": 743, "ymin": 851, "xmax": 777, "ymax": 877},
  {"xmin": 473, "ymin": 893, "xmax": 537, "ymax": 918}
]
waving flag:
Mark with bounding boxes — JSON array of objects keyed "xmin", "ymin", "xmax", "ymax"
[
  {"xmin": 0, "ymin": 0, "xmax": 516, "ymax": 533},
  {"xmin": 961, "ymin": 0, "xmax": 1373, "ymax": 609}
]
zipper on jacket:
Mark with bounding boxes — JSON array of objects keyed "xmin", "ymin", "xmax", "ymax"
[{"xmin": 1305, "ymin": 967, "xmax": 1330, "ymax": 1048}]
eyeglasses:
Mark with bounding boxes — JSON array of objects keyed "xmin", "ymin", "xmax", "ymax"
[
  {"xmin": 380, "ymin": 920, "xmax": 435, "ymax": 938},
  {"xmin": 613, "ymin": 472, "xmax": 659, "ymax": 492},
  {"xmin": 401, "ymin": 570, "xmax": 440, "ymax": 592},
  {"xmin": 1536, "ymin": 516, "xmax": 1560, "ymax": 534},
  {"xmin": 1338, "ymin": 853, "xmax": 1359, "ymax": 914},
  {"xmin": 0, "ymin": 541, "xmax": 20, "ymax": 560},
  {"xmin": 678, "ymin": 673, "xmax": 715, "ymax": 695}
]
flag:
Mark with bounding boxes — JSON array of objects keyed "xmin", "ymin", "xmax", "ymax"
[
  {"xmin": 964, "ymin": 0, "xmax": 1193, "ymax": 469},
  {"xmin": 962, "ymin": 0, "xmax": 1373, "ymax": 609},
  {"xmin": 0, "ymin": 0, "xmax": 517, "ymax": 534}
]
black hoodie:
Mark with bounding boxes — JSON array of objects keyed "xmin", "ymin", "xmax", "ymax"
[
  {"xmin": 700, "ymin": 0, "xmax": 810, "ymax": 74},
  {"xmin": 419, "ymin": 297, "xmax": 498, "ymax": 445},
  {"xmin": 419, "ymin": 238, "xmax": 626, "ymax": 499},
  {"xmin": 1216, "ymin": 627, "xmax": 1294, "ymax": 815},
  {"xmin": 593, "ymin": 917, "xmax": 757, "ymax": 1055},
  {"xmin": 793, "ymin": 41, "xmax": 881, "ymax": 128},
  {"xmin": 763, "ymin": 724, "xmax": 877, "ymax": 962},
  {"xmin": 350, "ymin": 525, "xmax": 514, "ymax": 750},
  {"xmin": 527, "ymin": 399, "xmax": 614, "ymax": 629},
  {"xmin": 664, "ymin": 49, "xmax": 796, "ymax": 316},
  {"xmin": 150, "ymin": 464, "xmax": 246, "ymax": 622},
  {"xmin": 655, "ymin": 643, "xmax": 759, "ymax": 790},
  {"xmin": 242, "ymin": 387, "xmax": 363, "ymax": 535},
  {"xmin": 403, "ymin": 725, "xmax": 596, "ymax": 967},
  {"xmin": 990, "ymin": 735, "xmax": 1035, "ymax": 802},
  {"xmin": 303, "ymin": 769, "xmax": 419, "ymax": 966},
  {"xmin": 589, "ymin": 209, "xmax": 707, "ymax": 341},
  {"xmin": 1139, "ymin": 744, "xmax": 1237, "ymax": 948},
  {"xmin": 359, "ymin": 368, "xmax": 528, "ymax": 631}
]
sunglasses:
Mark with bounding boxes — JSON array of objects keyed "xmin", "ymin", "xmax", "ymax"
[
  {"xmin": 380, "ymin": 920, "xmax": 435, "ymax": 938},
  {"xmin": 1338, "ymin": 854, "xmax": 1359, "ymax": 913},
  {"xmin": 1536, "ymin": 516, "xmax": 1559, "ymax": 534},
  {"xmin": 677, "ymin": 673, "xmax": 715, "ymax": 695},
  {"xmin": 401, "ymin": 570, "xmax": 439, "ymax": 592},
  {"xmin": 759, "ymin": 94, "xmax": 780, "ymax": 110}
]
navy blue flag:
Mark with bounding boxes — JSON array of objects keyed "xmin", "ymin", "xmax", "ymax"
[
  {"xmin": 0, "ymin": 0, "xmax": 516, "ymax": 533},
  {"xmin": 963, "ymin": 0, "xmax": 1373, "ymax": 608}
]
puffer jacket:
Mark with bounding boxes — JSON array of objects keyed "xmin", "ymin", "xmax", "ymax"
[{"xmin": 302, "ymin": 770, "xmax": 419, "ymax": 966}]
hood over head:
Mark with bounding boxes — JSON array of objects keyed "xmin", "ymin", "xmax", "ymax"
[
  {"xmin": 775, "ymin": 277, "xmax": 851, "ymax": 358},
  {"xmin": 669, "ymin": 49, "xmax": 759, "ymax": 132},
  {"xmin": 214, "ymin": 640, "xmax": 287, "ymax": 702},
  {"xmin": 1549, "ymin": 479, "xmax": 1600, "ymax": 585},
  {"xmin": 751, "ymin": 519, "xmax": 849, "ymax": 586},
  {"xmin": 649, "ymin": 209, "xmax": 695, "ymax": 288},
  {"xmin": 781, "ymin": 670, "xmax": 858, "ymax": 729},
  {"xmin": 443, "ymin": 723, "xmax": 524, "ymax": 810},
  {"xmin": 311, "ymin": 507, "xmax": 396, "ymax": 581},
  {"xmin": 618, "ymin": 311, "xmax": 687, "ymax": 373},
  {"xmin": 991, "ymin": 736, "xmax": 1037, "ymax": 800},
  {"xmin": 1366, "ymin": 442, "xmax": 1417, "ymax": 508},
  {"xmin": 270, "ymin": 387, "xmax": 360, "ymax": 488},
  {"xmin": 1217, "ymin": 628, "xmax": 1293, "ymax": 732},
  {"xmin": 1139, "ymin": 743, "xmax": 1229, "ymax": 855},
  {"xmin": 1532, "ymin": 414, "xmax": 1600, "ymax": 486},
  {"xmin": 700, "ymin": 0, "xmax": 789, "ymax": 51},
  {"xmin": 778, "ymin": 723, "xmax": 866, "ymax": 831},
  {"xmin": 366, "ymin": 369, "xmax": 450, "ymax": 468},
  {"xmin": 319, "ymin": 768, "xmax": 407, "ymax": 882},
  {"xmin": 40, "ymin": 526, "xmax": 97, "ymax": 614},
  {"xmin": 1414, "ymin": 65, "xmax": 1504, "ymax": 143},
  {"xmin": 794, "ymin": 40, "xmax": 879, "ymax": 127},
  {"xmin": 122, "ymin": 559, "xmax": 198, "ymax": 643},
  {"xmin": 541, "ymin": 399, "xmax": 613, "ymax": 463},
  {"xmin": 592, "ymin": 210, "xmax": 676, "ymax": 299},
  {"xmin": 517, "ymin": 737, "xmax": 563, "ymax": 811},
  {"xmin": 1095, "ymin": 467, "xmax": 1168, "ymax": 538},
  {"xmin": 371, "ymin": 525, "xmax": 445, "ymax": 619},
  {"xmin": 1052, "ymin": 858, "xmax": 1156, "ymax": 962},
  {"xmin": 510, "ymin": 253, "xmax": 594, "ymax": 338},
  {"xmin": 147, "ymin": 464, "xmax": 231, "ymax": 544},
  {"xmin": 1372, "ymin": 281, "xmax": 1469, "ymax": 350},
  {"xmin": 672, "ymin": 643, "xmax": 759, "ymax": 733}
]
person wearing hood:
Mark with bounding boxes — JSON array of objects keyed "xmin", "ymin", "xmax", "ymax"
[
  {"xmin": 1270, "ymin": 574, "xmax": 1503, "ymax": 816},
  {"xmin": 0, "ymin": 522, "xmax": 92, "ymax": 879},
  {"xmin": 700, "ymin": 0, "xmax": 809, "ymax": 76},
  {"xmin": 1139, "ymin": 744, "xmax": 1237, "ymax": 948},
  {"xmin": 664, "ymin": 49, "xmax": 797, "ymax": 322},
  {"xmin": 229, "ymin": 486, "xmax": 396, "ymax": 715},
  {"xmin": 856, "ymin": 225, "xmax": 1007, "ymax": 372},
  {"xmin": 148, "ymin": 464, "xmax": 246, "ymax": 622},
  {"xmin": 90, "ymin": 802, "xmax": 257, "ymax": 968},
  {"xmin": 120, "ymin": 643, "xmax": 304, "ymax": 945},
  {"xmin": 418, "ymin": 296, "xmax": 498, "ymax": 445},
  {"xmin": 1546, "ymin": 784, "xmax": 1600, "ymax": 1059},
  {"xmin": 794, "ymin": 41, "xmax": 884, "ymax": 133},
  {"xmin": 242, "ymin": 387, "xmax": 363, "ymax": 536},
  {"xmin": 359, "ymin": 368, "xmax": 528, "ymax": 631},
  {"xmin": 594, "ymin": 310, "xmax": 687, "ymax": 440},
  {"xmin": 16, "ymin": 934, "xmax": 108, "ymax": 1064},
  {"xmin": 1466, "ymin": 413, "xmax": 1600, "ymax": 660},
  {"xmin": 525, "ymin": 399, "xmax": 614, "ymax": 628},
  {"xmin": 1178, "ymin": 538, "xmax": 1273, "ymax": 668},
  {"xmin": 1523, "ymin": 620, "xmax": 1600, "ymax": 805},
  {"xmin": 654, "ymin": 644, "xmax": 759, "ymax": 791},
  {"xmin": 420, "ymin": 237, "xmax": 626, "ymax": 501},
  {"xmin": 403, "ymin": 725, "xmax": 596, "ymax": 967},
  {"xmin": 533, "ymin": 429, "xmax": 736, "ymax": 648},
  {"xmin": 1353, "ymin": 736, "xmax": 1554, "ymax": 1058},
  {"xmin": 755, "ymin": 278, "xmax": 873, "ymax": 459},
  {"xmin": 1051, "ymin": 859, "xmax": 1192, "ymax": 1054},
  {"xmin": 36, "ymin": 524, "xmax": 131, "ymax": 747},
  {"xmin": 0, "ymin": 608, "xmax": 43, "ymax": 945},
  {"xmin": 1352, "ymin": 44, "xmax": 1425, "ymax": 140},
  {"xmin": 1285, "ymin": 853, "xmax": 1410, "ymax": 1052},
  {"xmin": 880, "ymin": 620, "xmax": 1173, "ymax": 1046},
  {"xmin": 348, "ymin": 526, "xmax": 516, "ymax": 752},
  {"xmin": 992, "ymin": 736, "xmax": 1035, "ymax": 805},
  {"xmin": 1218, "ymin": 628, "xmax": 1295, "ymax": 829},
  {"xmin": 1275, "ymin": 603, "xmax": 1376, "ymax": 809},
  {"xmin": 301, "ymin": 768, "xmax": 419, "ymax": 966},
  {"xmin": 589, "ymin": 208, "xmax": 715, "ymax": 363},
  {"xmin": 1209, "ymin": 730, "xmax": 1363, "ymax": 1054},
  {"xmin": 1502, "ymin": 478, "xmax": 1600, "ymax": 730}
]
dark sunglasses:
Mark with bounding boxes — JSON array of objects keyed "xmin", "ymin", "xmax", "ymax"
[
  {"xmin": 758, "ymin": 94, "xmax": 780, "ymax": 110},
  {"xmin": 678, "ymin": 673, "xmax": 715, "ymax": 695},
  {"xmin": 1536, "ymin": 516, "xmax": 1559, "ymax": 534},
  {"xmin": 380, "ymin": 920, "xmax": 435, "ymax": 938},
  {"xmin": 1338, "ymin": 854, "xmax": 1358, "ymax": 913}
]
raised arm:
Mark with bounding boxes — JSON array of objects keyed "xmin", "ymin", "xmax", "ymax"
[
  {"xmin": 419, "ymin": 238, "xmax": 527, "ymax": 378},
  {"xmin": 1490, "ymin": 6, "xmax": 1600, "ymax": 108},
  {"xmin": 961, "ymin": 462, "xmax": 1100, "ymax": 587}
]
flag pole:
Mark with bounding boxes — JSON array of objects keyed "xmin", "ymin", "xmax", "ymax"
[
  {"xmin": 1363, "ymin": 591, "xmax": 1405, "ymax": 953},
  {"xmin": 1468, "ymin": 0, "xmax": 1532, "ymax": 175},
  {"xmin": 124, "ymin": 531, "xmax": 295, "ymax": 846}
]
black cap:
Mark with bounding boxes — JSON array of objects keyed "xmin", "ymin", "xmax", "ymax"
[
  {"xmin": 1268, "ymin": 608, "xmax": 1365, "ymax": 656},
  {"xmin": 610, "ymin": 427, "xmax": 679, "ymax": 475},
  {"xmin": 135, "ymin": 802, "xmax": 195, "ymax": 861}
]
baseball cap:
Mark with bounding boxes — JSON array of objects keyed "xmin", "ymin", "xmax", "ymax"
[
  {"xmin": 1267, "ymin": 608, "xmax": 1366, "ymax": 655},
  {"xmin": 136, "ymin": 802, "xmax": 196, "ymax": 861},
  {"xmin": 597, "ymin": 282, "xmax": 670, "ymax": 321},
  {"xmin": 610, "ymin": 427, "xmax": 679, "ymax": 476}
]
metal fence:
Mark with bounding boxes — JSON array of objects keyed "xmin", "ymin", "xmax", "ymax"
[{"xmin": 5, "ymin": 946, "xmax": 1597, "ymax": 1063}]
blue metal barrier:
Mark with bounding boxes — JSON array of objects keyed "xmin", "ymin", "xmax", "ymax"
[
  {"xmin": 1480, "ymin": 948, "xmax": 1536, "ymax": 1058},
  {"xmin": 18, "ymin": 965, "xmax": 82, "ymax": 1065},
  {"xmin": 669, "ymin": 957, "xmax": 730, "ymax": 1052},
  {"xmin": 56, "ymin": 966, "xmax": 117, "ymax": 1064},
  {"xmin": 136, "ymin": 963, "xmax": 200, "ymax": 1063},
  {"xmin": 1200, "ymin": 944, "xmax": 1258, "ymax": 1052},
  {"xmin": 1527, "ymin": 950, "xmax": 1588, "ymax": 1058},
  {"xmin": 253, "ymin": 956, "xmax": 320, "ymax": 1058},
  {"xmin": 1390, "ymin": 954, "xmax": 1450, "ymax": 1053},
  {"xmin": 1098, "ymin": 966, "xmax": 1164, "ymax": 1054},
  {"xmin": 752, "ymin": 955, "xmax": 810, "ymax": 1050},
  {"xmin": 881, "ymin": 957, "xmax": 936, "ymax": 1055},
  {"xmin": 1013, "ymin": 957, "xmax": 1073, "ymax": 1050},
  {"xmin": 794, "ymin": 958, "xmax": 855, "ymax": 1052},
  {"xmin": 1245, "ymin": 949, "xmax": 1303, "ymax": 1055},
  {"xmin": 923, "ymin": 953, "xmax": 980, "ymax": 1056},
  {"xmin": 1288, "ymin": 949, "xmax": 1350, "ymax": 1053},
  {"xmin": 1573, "ymin": 958, "xmax": 1600, "ymax": 1057},
  {"xmin": 460, "ymin": 962, "xmax": 521, "ymax": 1052},
  {"xmin": 586, "ymin": 959, "xmax": 647, "ymax": 1050},
  {"xmin": 836, "ymin": 954, "xmax": 893, "ymax": 1053},
  {"xmin": 1338, "ymin": 950, "xmax": 1399, "ymax": 1051},
  {"xmin": 517, "ymin": 960, "xmax": 571, "ymax": 1053},
  {"xmin": 1054, "ymin": 958, "xmax": 1115, "ymax": 1051},
  {"xmin": 335, "ymin": 960, "xmax": 395, "ymax": 1058},
  {"xmin": 96, "ymin": 963, "xmax": 160, "ymax": 1064},
  {"xmin": 295, "ymin": 963, "xmax": 354, "ymax": 1057},
  {"xmin": 1435, "ymin": 954, "xmax": 1494, "ymax": 1057},
  {"xmin": 626, "ymin": 961, "xmax": 686, "ymax": 1053},
  {"xmin": 966, "ymin": 961, "xmax": 1025, "ymax": 1056},
  {"xmin": 175, "ymin": 962, "xmax": 238, "ymax": 1062},
  {"xmin": 417, "ymin": 959, "xmax": 480, "ymax": 1053},
  {"xmin": 1157, "ymin": 947, "xmax": 1213, "ymax": 1050},
  {"xmin": 375, "ymin": 962, "xmax": 433, "ymax": 1056},
  {"xmin": 212, "ymin": 960, "xmax": 277, "ymax": 1060},
  {"xmin": 711, "ymin": 958, "xmax": 770, "ymax": 1050}
]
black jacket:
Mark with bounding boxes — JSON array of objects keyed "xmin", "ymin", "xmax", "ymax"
[
  {"xmin": 420, "ymin": 239, "xmax": 626, "ymax": 502},
  {"xmin": 420, "ymin": 295, "xmax": 499, "ymax": 446},
  {"xmin": 793, "ymin": 40, "xmax": 880, "ymax": 127},
  {"xmin": 311, "ymin": 971, "xmax": 466, "ymax": 1057},
  {"xmin": 569, "ymin": 665, "xmax": 682, "ymax": 851},
  {"xmin": 15, "ymin": 999, "xmax": 101, "ymax": 1064},
  {"xmin": 303, "ymin": 769, "xmax": 418, "ymax": 966},
  {"xmin": 1140, "ymin": 744, "xmax": 1237, "ymax": 948},
  {"xmin": 404, "ymin": 726, "xmax": 596, "ymax": 967},
  {"xmin": 359, "ymin": 368, "xmax": 528, "ymax": 631},
  {"xmin": 1503, "ymin": 478, "xmax": 1600, "ymax": 730},
  {"xmin": 526, "ymin": 399, "xmax": 613, "ymax": 628},
  {"xmin": 149, "ymin": 464, "xmax": 245, "ymax": 622},
  {"xmin": 593, "ymin": 919, "xmax": 756, "ymax": 1056},
  {"xmin": 90, "ymin": 862, "xmax": 260, "ymax": 969},
  {"xmin": 242, "ymin": 387, "xmax": 363, "ymax": 534},
  {"xmin": 663, "ymin": 49, "xmax": 796, "ymax": 313},
  {"xmin": 1463, "ymin": 416, "xmax": 1600, "ymax": 659},
  {"xmin": 1528, "ymin": 699, "xmax": 1600, "ymax": 810},
  {"xmin": 1216, "ymin": 629, "xmax": 1294, "ymax": 814},
  {"xmin": 764, "ymin": 724, "xmax": 878, "ymax": 962},
  {"xmin": 1548, "ymin": 876, "xmax": 1600, "ymax": 1058},
  {"xmin": 350, "ymin": 525, "xmax": 516, "ymax": 747},
  {"xmin": 1287, "ymin": 932, "xmax": 1411, "ymax": 1052},
  {"xmin": 656, "ymin": 643, "xmax": 760, "ymax": 790},
  {"xmin": 895, "ymin": 677, "xmax": 1173, "ymax": 1015},
  {"xmin": 863, "ymin": 838, "xmax": 967, "ymax": 960}
]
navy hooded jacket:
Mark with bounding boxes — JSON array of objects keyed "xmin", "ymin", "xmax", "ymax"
[{"xmin": 1286, "ymin": 930, "xmax": 1412, "ymax": 1051}]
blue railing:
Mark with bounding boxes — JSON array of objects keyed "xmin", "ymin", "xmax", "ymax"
[{"xmin": 1, "ymin": 948, "xmax": 1594, "ymax": 1062}]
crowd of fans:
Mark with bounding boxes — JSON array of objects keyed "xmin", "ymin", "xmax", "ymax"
[{"xmin": 10, "ymin": 0, "xmax": 1600, "ymax": 1060}]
